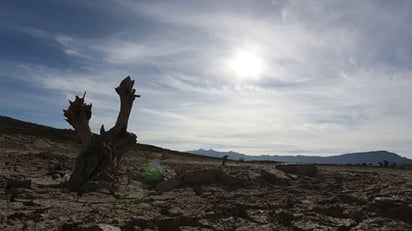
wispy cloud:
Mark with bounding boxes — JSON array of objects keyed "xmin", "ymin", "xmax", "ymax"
[{"xmin": 1, "ymin": 0, "xmax": 411, "ymax": 157}]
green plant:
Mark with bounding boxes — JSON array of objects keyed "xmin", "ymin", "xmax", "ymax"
[{"xmin": 141, "ymin": 160, "xmax": 164, "ymax": 184}]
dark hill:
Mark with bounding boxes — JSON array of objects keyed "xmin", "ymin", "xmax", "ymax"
[
  {"xmin": 0, "ymin": 115, "xmax": 217, "ymax": 160},
  {"xmin": 0, "ymin": 116, "xmax": 78, "ymax": 142}
]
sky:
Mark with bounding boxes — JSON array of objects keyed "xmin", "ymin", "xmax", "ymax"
[{"xmin": 1, "ymin": 0, "xmax": 411, "ymax": 158}]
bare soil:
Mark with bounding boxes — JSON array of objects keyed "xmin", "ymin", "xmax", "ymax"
[{"xmin": 1, "ymin": 134, "xmax": 411, "ymax": 230}]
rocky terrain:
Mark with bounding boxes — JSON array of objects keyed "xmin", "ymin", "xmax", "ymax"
[{"xmin": 1, "ymin": 121, "xmax": 412, "ymax": 230}]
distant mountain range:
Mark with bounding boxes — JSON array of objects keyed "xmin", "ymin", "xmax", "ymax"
[{"xmin": 188, "ymin": 149, "xmax": 412, "ymax": 165}]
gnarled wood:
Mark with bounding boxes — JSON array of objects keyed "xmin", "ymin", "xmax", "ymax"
[
  {"xmin": 63, "ymin": 93, "xmax": 92, "ymax": 152},
  {"xmin": 64, "ymin": 76, "xmax": 138, "ymax": 192}
]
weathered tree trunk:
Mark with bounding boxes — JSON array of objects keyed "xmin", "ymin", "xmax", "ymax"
[{"xmin": 63, "ymin": 76, "xmax": 139, "ymax": 192}]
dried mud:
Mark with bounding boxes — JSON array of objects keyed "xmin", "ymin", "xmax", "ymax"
[{"xmin": 1, "ymin": 135, "xmax": 412, "ymax": 230}]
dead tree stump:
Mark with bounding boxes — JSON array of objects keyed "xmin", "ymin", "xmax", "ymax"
[{"xmin": 63, "ymin": 76, "xmax": 139, "ymax": 192}]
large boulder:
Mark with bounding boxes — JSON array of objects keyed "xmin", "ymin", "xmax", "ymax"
[
  {"xmin": 181, "ymin": 168, "xmax": 222, "ymax": 185},
  {"xmin": 155, "ymin": 168, "xmax": 244, "ymax": 193},
  {"xmin": 155, "ymin": 177, "xmax": 183, "ymax": 193},
  {"xmin": 260, "ymin": 168, "xmax": 290, "ymax": 185}
]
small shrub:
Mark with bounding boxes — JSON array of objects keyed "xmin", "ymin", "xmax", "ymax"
[{"xmin": 141, "ymin": 160, "xmax": 164, "ymax": 184}]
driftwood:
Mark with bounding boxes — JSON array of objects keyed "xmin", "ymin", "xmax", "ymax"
[{"xmin": 63, "ymin": 76, "xmax": 139, "ymax": 192}]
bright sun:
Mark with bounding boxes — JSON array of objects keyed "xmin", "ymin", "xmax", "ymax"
[{"xmin": 229, "ymin": 49, "xmax": 264, "ymax": 80}]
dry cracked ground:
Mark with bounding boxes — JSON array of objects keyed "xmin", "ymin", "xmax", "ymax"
[{"xmin": 1, "ymin": 134, "xmax": 412, "ymax": 231}]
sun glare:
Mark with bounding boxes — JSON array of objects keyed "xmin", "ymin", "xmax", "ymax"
[{"xmin": 229, "ymin": 49, "xmax": 264, "ymax": 80}]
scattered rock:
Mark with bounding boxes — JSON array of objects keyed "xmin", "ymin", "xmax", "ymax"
[
  {"xmin": 0, "ymin": 175, "xmax": 8, "ymax": 188},
  {"xmin": 94, "ymin": 224, "xmax": 121, "ymax": 231},
  {"xmin": 7, "ymin": 212, "xmax": 28, "ymax": 220},
  {"xmin": 62, "ymin": 223, "xmax": 121, "ymax": 231},
  {"xmin": 260, "ymin": 169, "xmax": 290, "ymax": 185},
  {"xmin": 181, "ymin": 168, "xmax": 222, "ymax": 185},
  {"xmin": 217, "ymin": 173, "xmax": 243, "ymax": 187},
  {"xmin": 155, "ymin": 177, "xmax": 183, "ymax": 193},
  {"xmin": 276, "ymin": 163, "xmax": 318, "ymax": 177},
  {"xmin": 314, "ymin": 205, "xmax": 347, "ymax": 218},
  {"xmin": 155, "ymin": 168, "xmax": 245, "ymax": 193},
  {"xmin": 22, "ymin": 200, "xmax": 40, "ymax": 206},
  {"xmin": 6, "ymin": 178, "xmax": 32, "ymax": 189},
  {"xmin": 368, "ymin": 196, "xmax": 412, "ymax": 223},
  {"xmin": 274, "ymin": 210, "xmax": 294, "ymax": 225},
  {"xmin": 352, "ymin": 217, "xmax": 412, "ymax": 231},
  {"xmin": 161, "ymin": 166, "xmax": 177, "ymax": 180},
  {"xmin": 179, "ymin": 215, "xmax": 200, "ymax": 227},
  {"xmin": 2, "ymin": 135, "xmax": 412, "ymax": 231},
  {"xmin": 155, "ymin": 217, "xmax": 179, "ymax": 231},
  {"xmin": 61, "ymin": 223, "xmax": 78, "ymax": 231},
  {"xmin": 324, "ymin": 194, "xmax": 365, "ymax": 205}
]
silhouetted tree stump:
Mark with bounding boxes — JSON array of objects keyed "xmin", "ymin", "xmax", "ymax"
[{"xmin": 63, "ymin": 76, "xmax": 139, "ymax": 192}]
